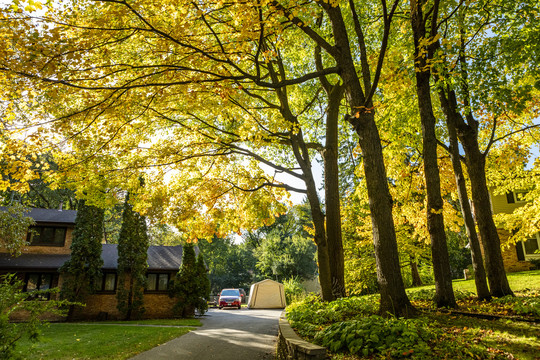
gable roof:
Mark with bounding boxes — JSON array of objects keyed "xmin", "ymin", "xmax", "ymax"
[
  {"xmin": 0, "ymin": 244, "xmax": 183, "ymax": 272},
  {"xmin": 0, "ymin": 206, "xmax": 77, "ymax": 225},
  {"xmin": 101, "ymin": 244, "xmax": 183, "ymax": 271}
]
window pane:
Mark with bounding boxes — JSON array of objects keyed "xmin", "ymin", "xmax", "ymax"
[
  {"xmin": 29, "ymin": 227, "xmax": 43, "ymax": 244},
  {"xmin": 104, "ymin": 273, "xmax": 116, "ymax": 291},
  {"xmin": 39, "ymin": 274, "xmax": 52, "ymax": 291},
  {"xmin": 41, "ymin": 227, "xmax": 55, "ymax": 244},
  {"xmin": 524, "ymin": 238, "xmax": 539, "ymax": 255},
  {"xmin": 506, "ymin": 192, "xmax": 515, "ymax": 204},
  {"xmin": 26, "ymin": 274, "xmax": 39, "ymax": 291},
  {"xmin": 147, "ymin": 274, "xmax": 157, "ymax": 291},
  {"xmin": 54, "ymin": 228, "xmax": 66, "ymax": 245},
  {"xmin": 158, "ymin": 274, "xmax": 169, "ymax": 291}
]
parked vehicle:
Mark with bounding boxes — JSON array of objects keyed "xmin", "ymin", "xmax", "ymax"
[{"xmin": 219, "ymin": 288, "xmax": 242, "ymax": 309}]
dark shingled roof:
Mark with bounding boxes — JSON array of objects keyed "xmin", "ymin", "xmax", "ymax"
[
  {"xmin": 101, "ymin": 244, "xmax": 183, "ymax": 270},
  {"xmin": 0, "ymin": 206, "xmax": 77, "ymax": 225},
  {"xmin": 0, "ymin": 253, "xmax": 70, "ymax": 270},
  {"xmin": 0, "ymin": 244, "xmax": 183, "ymax": 271}
]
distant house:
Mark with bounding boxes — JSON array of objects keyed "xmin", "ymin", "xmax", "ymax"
[
  {"xmin": 489, "ymin": 190, "xmax": 538, "ymax": 272},
  {"xmin": 0, "ymin": 207, "xmax": 183, "ymax": 320}
]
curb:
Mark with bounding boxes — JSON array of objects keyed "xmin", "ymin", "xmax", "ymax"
[{"xmin": 277, "ymin": 311, "xmax": 327, "ymax": 360}]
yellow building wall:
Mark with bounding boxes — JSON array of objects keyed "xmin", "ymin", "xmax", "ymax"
[
  {"xmin": 0, "ymin": 228, "xmax": 73, "ymax": 255},
  {"xmin": 489, "ymin": 190, "xmax": 535, "ymax": 272},
  {"xmin": 489, "ymin": 192, "xmax": 523, "ymax": 215}
]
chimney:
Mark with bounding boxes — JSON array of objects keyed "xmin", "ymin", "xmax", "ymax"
[{"xmin": 59, "ymin": 201, "xmax": 63, "ymax": 211}]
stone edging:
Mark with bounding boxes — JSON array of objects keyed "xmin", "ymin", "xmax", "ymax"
[{"xmin": 277, "ymin": 311, "xmax": 327, "ymax": 360}]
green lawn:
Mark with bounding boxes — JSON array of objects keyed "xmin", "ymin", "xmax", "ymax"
[
  {"xmin": 84, "ymin": 318, "xmax": 202, "ymax": 326},
  {"xmin": 407, "ymin": 269, "xmax": 540, "ymax": 295},
  {"xmin": 14, "ymin": 322, "xmax": 195, "ymax": 360}
]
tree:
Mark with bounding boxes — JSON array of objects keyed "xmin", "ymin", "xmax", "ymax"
[
  {"xmin": 1, "ymin": 154, "xmax": 77, "ymax": 210},
  {"xmin": 246, "ymin": 206, "xmax": 317, "ymax": 281},
  {"xmin": 195, "ymin": 252, "xmax": 211, "ymax": 315},
  {"xmin": 442, "ymin": 100, "xmax": 491, "ymax": 301},
  {"xmin": 198, "ymin": 236, "xmax": 257, "ymax": 294},
  {"xmin": 254, "ymin": 230, "xmax": 317, "ymax": 281},
  {"xmin": 116, "ymin": 194, "xmax": 149, "ymax": 320},
  {"xmin": 0, "ymin": 0, "xmax": 350, "ymax": 301},
  {"xmin": 169, "ymin": 243, "xmax": 208, "ymax": 317},
  {"xmin": 60, "ymin": 200, "xmax": 104, "ymax": 319},
  {"xmin": 431, "ymin": 0, "xmax": 540, "ymax": 297},
  {"xmin": 307, "ymin": 0, "xmax": 415, "ymax": 315},
  {"xmin": 409, "ymin": 0, "xmax": 456, "ymax": 308},
  {"xmin": 0, "ymin": 203, "xmax": 34, "ymax": 256}
]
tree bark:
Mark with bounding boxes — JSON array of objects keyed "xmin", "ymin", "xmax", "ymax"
[
  {"xmin": 323, "ymin": 5, "xmax": 413, "ymax": 316},
  {"xmin": 453, "ymin": 25, "xmax": 513, "ymax": 298},
  {"xmin": 410, "ymin": 257, "xmax": 423, "ymax": 287},
  {"xmin": 324, "ymin": 84, "xmax": 346, "ymax": 298},
  {"xmin": 290, "ymin": 131, "xmax": 334, "ymax": 301},
  {"xmin": 410, "ymin": 0, "xmax": 456, "ymax": 308},
  {"xmin": 356, "ymin": 111, "xmax": 414, "ymax": 316},
  {"xmin": 439, "ymin": 90, "xmax": 491, "ymax": 301},
  {"xmin": 459, "ymin": 130, "xmax": 514, "ymax": 297},
  {"xmin": 268, "ymin": 54, "xmax": 336, "ymax": 301}
]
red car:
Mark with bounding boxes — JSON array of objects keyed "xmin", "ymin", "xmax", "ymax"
[{"xmin": 219, "ymin": 288, "xmax": 242, "ymax": 309}]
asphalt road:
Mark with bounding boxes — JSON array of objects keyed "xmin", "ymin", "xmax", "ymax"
[{"xmin": 130, "ymin": 308, "xmax": 282, "ymax": 360}]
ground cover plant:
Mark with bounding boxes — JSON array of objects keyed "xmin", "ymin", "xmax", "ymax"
[
  {"xmin": 13, "ymin": 322, "xmax": 194, "ymax": 360},
  {"xmin": 286, "ymin": 271, "xmax": 540, "ymax": 359}
]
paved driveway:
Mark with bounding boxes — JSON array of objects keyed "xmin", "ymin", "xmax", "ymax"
[{"xmin": 130, "ymin": 308, "xmax": 282, "ymax": 360}]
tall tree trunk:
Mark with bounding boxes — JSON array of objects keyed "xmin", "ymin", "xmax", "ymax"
[
  {"xmin": 439, "ymin": 90, "xmax": 491, "ymax": 301},
  {"xmin": 355, "ymin": 111, "xmax": 413, "ymax": 316},
  {"xmin": 460, "ymin": 131, "xmax": 514, "ymax": 297},
  {"xmin": 305, "ymin": 173, "xmax": 333, "ymax": 301},
  {"xmin": 268, "ymin": 54, "xmax": 336, "ymax": 301},
  {"xmin": 410, "ymin": 0, "xmax": 456, "ymax": 308},
  {"xmin": 290, "ymin": 131, "xmax": 334, "ymax": 301},
  {"xmin": 324, "ymin": 84, "xmax": 346, "ymax": 298},
  {"xmin": 410, "ymin": 257, "xmax": 423, "ymax": 287},
  {"xmin": 453, "ymin": 25, "xmax": 513, "ymax": 298},
  {"xmin": 323, "ymin": 5, "xmax": 413, "ymax": 316}
]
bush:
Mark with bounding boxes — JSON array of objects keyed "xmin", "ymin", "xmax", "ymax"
[
  {"xmin": 286, "ymin": 295, "xmax": 379, "ymax": 339},
  {"xmin": 283, "ymin": 277, "xmax": 305, "ymax": 304},
  {"xmin": 314, "ymin": 316, "xmax": 435, "ymax": 358},
  {"xmin": 1, "ymin": 274, "xmax": 71, "ymax": 359},
  {"xmin": 406, "ymin": 288, "xmax": 475, "ymax": 303},
  {"xmin": 492, "ymin": 294, "xmax": 540, "ymax": 317},
  {"xmin": 169, "ymin": 244, "xmax": 210, "ymax": 317}
]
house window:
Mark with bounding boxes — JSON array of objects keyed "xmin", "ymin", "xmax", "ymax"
[
  {"xmin": 517, "ymin": 233, "xmax": 540, "ymax": 260},
  {"xmin": 506, "ymin": 191, "xmax": 529, "ymax": 204},
  {"xmin": 27, "ymin": 226, "xmax": 67, "ymax": 247},
  {"xmin": 146, "ymin": 273, "xmax": 169, "ymax": 292},
  {"xmin": 24, "ymin": 273, "xmax": 53, "ymax": 300},
  {"xmin": 98, "ymin": 273, "xmax": 117, "ymax": 292}
]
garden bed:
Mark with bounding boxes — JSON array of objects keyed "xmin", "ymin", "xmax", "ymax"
[{"xmin": 285, "ymin": 272, "xmax": 540, "ymax": 359}]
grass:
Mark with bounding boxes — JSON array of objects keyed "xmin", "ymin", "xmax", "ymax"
[
  {"xmin": 85, "ymin": 318, "xmax": 202, "ymax": 326},
  {"xmin": 14, "ymin": 322, "xmax": 195, "ymax": 360},
  {"xmin": 424, "ymin": 312, "xmax": 540, "ymax": 360},
  {"xmin": 407, "ymin": 269, "xmax": 540, "ymax": 295}
]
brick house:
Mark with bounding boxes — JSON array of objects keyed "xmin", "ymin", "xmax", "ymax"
[
  {"xmin": 489, "ymin": 190, "xmax": 538, "ymax": 272},
  {"xmin": 0, "ymin": 207, "xmax": 184, "ymax": 320}
]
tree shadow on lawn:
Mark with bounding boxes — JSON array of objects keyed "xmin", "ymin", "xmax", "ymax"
[{"xmin": 425, "ymin": 313, "xmax": 540, "ymax": 360}]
